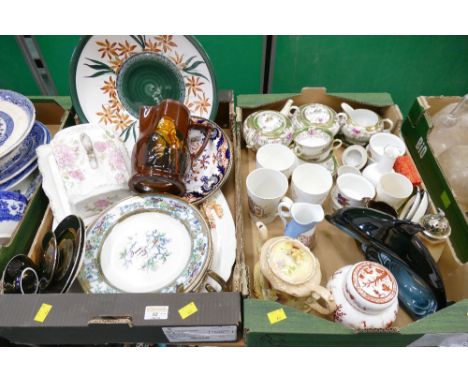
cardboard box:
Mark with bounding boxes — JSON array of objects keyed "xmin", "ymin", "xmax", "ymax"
[
  {"xmin": 401, "ymin": 96, "xmax": 468, "ymax": 264},
  {"xmin": 237, "ymin": 88, "xmax": 468, "ymax": 346},
  {"xmin": 0, "ymin": 92, "xmax": 243, "ymax": 346}
]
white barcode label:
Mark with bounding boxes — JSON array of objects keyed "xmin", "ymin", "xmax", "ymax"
[
  {"xmin": 162, "ymin": 325, "xmax": 237, "ymax": 342},
  {"xmin": 144, "ymin": 306, "xmax": 169, "ymax": 320}
]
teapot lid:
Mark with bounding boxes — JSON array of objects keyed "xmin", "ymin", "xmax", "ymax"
[
  {"xmin": 259, "ymin": 237, "xmax": 321, "ymax": 298},
  {"xmin": 249, "ymin": 110, "xmax": 292, "ymax": 137},
  {"xmin": 344, "ymin": 261, "xmax": 398, "ymax": 313}
]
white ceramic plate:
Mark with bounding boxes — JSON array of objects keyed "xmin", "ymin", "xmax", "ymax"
[
  {"xmin": 69, "ymin": 35, "xmax": 217, "ymax": 150},
  {"xmin": 201, "ymin": 191, "xmax": 236, "ymax": 291},
  {"xmin": 78, "ymin": 194, "xmax": 211, "ymax": 294},
  {"xmin": 0, "ymin": 90, "xmax": 36, "ymax": 158}
]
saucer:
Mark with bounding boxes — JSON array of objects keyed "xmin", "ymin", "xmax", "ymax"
[
  {"xmin": 184, "ymin": 118, "xmax": 233, "ymax": 204},
  {"xmin": 0, "ymin": 90, "xmax": 36, "ymax": 158},
  {"xmin": 0, "ymin": 254, "xmax": 39, "ymax": 294},
  {"xmin": 79, "ymin": 194, "xmax": 212, "ymax": 294},
  {"xmin": 0, "ymin": 191, "xmax": 28, "ymax": 244},
  {"xmin": 0, "ymin": 160, "xmax": 38, "ymax": 192},
  {"xmin": 297, "ymin": 152, "xmax": 337, "ymax": 176},
  {"xmin": 0, "ymin": 121, "xmax": 50, "ymax": 184}
]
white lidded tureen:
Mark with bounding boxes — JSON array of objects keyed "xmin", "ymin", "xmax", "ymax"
[
  {"xmin": 242, "ymin": 99, "xmax": 296, "ymax": 151},
  {"xmin": 327, "ymin": 261, "xmax": 399, "ymax": 329},
  {"xmin": 290, "ymin": 103, "xmax": 344, "ymax": 137}
]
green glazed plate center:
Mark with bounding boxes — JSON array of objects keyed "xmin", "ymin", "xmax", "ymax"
[{"xmin": 116, "ymin": 52, "xmax": 185, "ymax": 117}]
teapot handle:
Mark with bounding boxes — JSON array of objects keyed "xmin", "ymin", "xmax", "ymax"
[
  {"xmin": 188, "ymin": 122, "xmax": 213, "ymax": 161},
  {"xmin": 336, "ymin": 112, "xmax": 349, "ymax": 127},
  {"xmin": 303, "ymin": 285, "xmax": 337, "ymax": 315}
]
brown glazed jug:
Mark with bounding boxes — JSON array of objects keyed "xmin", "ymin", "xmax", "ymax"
[{"xmin": 129, "ymin": 99, "xmax": 211, "ymax": 195}]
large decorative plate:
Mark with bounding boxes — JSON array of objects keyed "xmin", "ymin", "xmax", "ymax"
[
  {"xmin": 78, "ymin": 194, "xmax": 212, "ymax": 294},
  {"xmin": 0, "ymin": 90, "xmax": 35, "ymax": 158},
  {"xmin": 0, "ymin": 121, "xmax": 50, "ymax": 183},
  {"xmin": 184, "ymin": 118, "xmax": 232, "ymax": 204},
  {"xmin": 70, "ymin": 35, "xmax": 218, "ymax": 145},
  {"xmin": 201, "ymin": 191, "xmax": 236, "ymax": 291}
]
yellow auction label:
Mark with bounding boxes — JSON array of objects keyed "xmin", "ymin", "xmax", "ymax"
[
  {"xmin": 34, "ymin": 303, "xmax": 53, "ymax": 323},
  {"xmin": 267, "ymin": 308, "xmax": 287, "ymax": 325},
  {"xmin": 178, "ymin": 302, "xmax": 198, "ymax": 320}
]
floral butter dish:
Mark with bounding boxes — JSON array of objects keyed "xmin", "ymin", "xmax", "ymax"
[
  {"xmin": 0, "ymin": 191, "xmax": 28, "ymax": 244},
  {"xmin": 37, "ymin": 123, "xmax": 132, "ymax": 226}
]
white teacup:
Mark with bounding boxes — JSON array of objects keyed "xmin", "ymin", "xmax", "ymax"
[
  {"xmin": 293, "ymin": 128, "xmax": 342, "ymax": 161},
  {"xmin": 246, "ymin": 168, "xmax": 289, "ymax": 224},
  {"xmin": 368, "ymin": 133, "xmax": 406, "ymax": 162},
  {"xmin": 291, "ymin": 163, "xmax": 333, "ymax": 205},
  {"xmin": 335, "ymin": 173, "xmax": 375, "ymax": 207},
  {"xmin": 256, "ymin": 143, "xmax": 297, "ymax": 178},
  {"xmin": 376, "ymin": 173, "xmax": 413, "ymax": 209}
]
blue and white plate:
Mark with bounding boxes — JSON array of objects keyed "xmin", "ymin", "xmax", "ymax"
[
  {"xmin": 0, "ymin": 161, "xmax": 38, "ymax": 192},
  {"xmin": 0, "ymin": 121, "xmax": 50, "ymax": 184},
  {"xmin": 0, "ymin": 90, "xmax": 35, "ymax": 158},
  {"xmin": 0, "ymin": 191, "xmax": 28, "ymax": 243}
]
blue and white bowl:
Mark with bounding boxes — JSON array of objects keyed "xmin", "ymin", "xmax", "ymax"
[
  {"xmin": 0, "ymin": 121, "xmax": 50, "ymax": 184},
  {"xmin": 0, "ymin": 89, "xmax": 35, "ymax": 158},
  {"xmin": 0, "ymin": 191, "xmax": 28, "ymax": 244}
]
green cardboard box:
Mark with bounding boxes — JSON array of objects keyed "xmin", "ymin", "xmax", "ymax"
[{"xmin": 237, "ymin": 88, "xmax": 468, "ymax": 346}]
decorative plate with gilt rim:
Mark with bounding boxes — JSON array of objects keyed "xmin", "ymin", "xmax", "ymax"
[
  {"xmin": 69, "ymin": 35, "xmax": 218, "ymax": 145},
  {"xmin": 78, "ymin": 194, "xmax": 212, "ymax": 294}
]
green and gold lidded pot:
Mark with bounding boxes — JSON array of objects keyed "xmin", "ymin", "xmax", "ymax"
[
  {"xmin": 291, "ymin": 103, "xmax": 345, "ymax": 137},
  {"xmin": 242, "ymin": 99, "xmax": 296, "ymax": 151}
]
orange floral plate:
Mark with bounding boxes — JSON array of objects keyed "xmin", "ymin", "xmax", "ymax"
[{"xmin": 69, "ymin": 35, "xmax": 218, "ymax": 148}]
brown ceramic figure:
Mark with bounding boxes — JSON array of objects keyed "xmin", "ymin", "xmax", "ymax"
[{"xmin": 129, "ymin": 99, "xmax": 211, "ymax": 195}]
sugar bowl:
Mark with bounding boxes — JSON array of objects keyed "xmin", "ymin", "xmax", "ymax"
[
  {"xmin": 326, "ymin": 261, "xmax": 399, "ymax": 329},
  {"xmin": 254, "ymin": 228, "xmax": 336, "ymax": 315},
  {"xmin": 242, "ymin": 99, "xmax": 296, "ymax": 151},
  {"xmin": 339, "ymin": 103, "xmax": 394, "ymax": 145},
  {"xmin": 290, "ymin": 103, "xmax": 344, "ymax": 137}
]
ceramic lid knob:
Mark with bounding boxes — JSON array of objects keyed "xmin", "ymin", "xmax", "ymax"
[
  {"xmin": 344, "ymin": 261, "xmax": 398, "ymax": 314},
  {"xmin": 420, "ymin": 208, "xmax": 451, "ymax": 241}
]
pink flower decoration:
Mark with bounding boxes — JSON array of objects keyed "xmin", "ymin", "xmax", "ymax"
[
  {"xmin": 94, "ymin": 141, "xmax": 109, "ymax": 152},
  {"xmin": 94, "ymin": 199, "xmax": 112, "ymax": 210},
  {"xmin": 69, "ymin": 169, "xmax": 85, "ymax": 181},
  {"xmin": 54, "ymin": 144, "xmax": 78, "ymax": 168}
]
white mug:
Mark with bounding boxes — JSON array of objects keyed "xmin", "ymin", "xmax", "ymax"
[
  {"xmin": 334, "ymin": 173, "xmax": 375, "ymax": 207},
  {"xmin": 277, "ymin": 197, "xmax": 324, "ymax": 249},
  {"xmin": 376, "ymin": 173, "xmax": 413, "ymax": 209},
  {"xmin": 246, "ymin": 168, "xmax": 289, "ymax": 224},
  {"xmin": 368, "ymin": 133, "xmax": 406, "ymax": 162},
  {"xmin": 256, "ymin": 143, "xmax": 297, "ymax": 178},
  {"xmin": 291, "ymin": 163, "xmax": 333, "ymax": 205}
]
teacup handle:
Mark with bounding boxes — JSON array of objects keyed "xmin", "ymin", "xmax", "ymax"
[
  {"xmin": 303, "ymin": 285, "xmax": 336, "ymax": 315},
  {"xmin": 188, "ymin": 122, "xmax": 213, "ymax": 161},
  {"xmin": 277, "ymin": 196, "xmax": 294, "ymax": 226},
  {"xmin": 335, "ymin": 112, "xmax": 349, "ymax": 127},
  {"xmin": 379, "ymin": 118, "xmax": 394, "ymax": 133},
  {"xmin": 293, "ymin": 145, "xmax": 303, "ymax": 157},
  {"xmin": 331, "ymin": 139, "xmax": 343, "ymax": 150}
]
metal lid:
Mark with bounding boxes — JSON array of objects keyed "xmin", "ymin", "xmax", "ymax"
[{"xmin": 420, "ymin": 208, "xmax": 451, "ymax": 241}]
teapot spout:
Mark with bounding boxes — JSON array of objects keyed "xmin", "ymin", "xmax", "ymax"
[
  {"xmin": 256, "ymin": 221, "xmax": 269, "ymax": 244},
  {"xmin": 279, "ymin": 99, "xmax": 294, "ymax": 116}
]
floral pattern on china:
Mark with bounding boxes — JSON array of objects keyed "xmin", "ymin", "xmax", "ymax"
[
  {"xmin": 78, "ymin": 194, "xmax": 211, "ymax": 294},
  {"xmin": 242, "ymin": 99, "xmax": 296, "ymax": 151},
  {"xmin": 0, "ymin": 192, "xmax": 27, "ymax": 222},
  {"xmin": 51, "ymin": 125, "xmax": 130, "ymax": 199},
  {"xmin": 291, "ymin": 103, "xmax": 344, "ymax": 136},
  {"xmin": 70, "ymin": 36, "xmax": 216, "ymax": 146},
  {"xmin": 182, "ymin": 119, "xmax": 232, "ymax": 204}
]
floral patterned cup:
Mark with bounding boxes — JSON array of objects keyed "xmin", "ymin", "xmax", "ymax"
[{"xmin": 293, "ymin": 127, "xmax": 342, "ymax": 161}]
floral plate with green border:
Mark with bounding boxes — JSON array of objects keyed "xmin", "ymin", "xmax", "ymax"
[
  {"xmin": 69, "ymin": 35, "xmax": 218, "ymax": 146},
  {"xmin": 78, "ymin": 194, "xmax": 212, "ymax": 294}
]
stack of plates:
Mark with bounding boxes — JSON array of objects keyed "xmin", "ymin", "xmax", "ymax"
[{"xmin": 0, "ymin": 89, "xmax": 51, "ymax": 244}]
